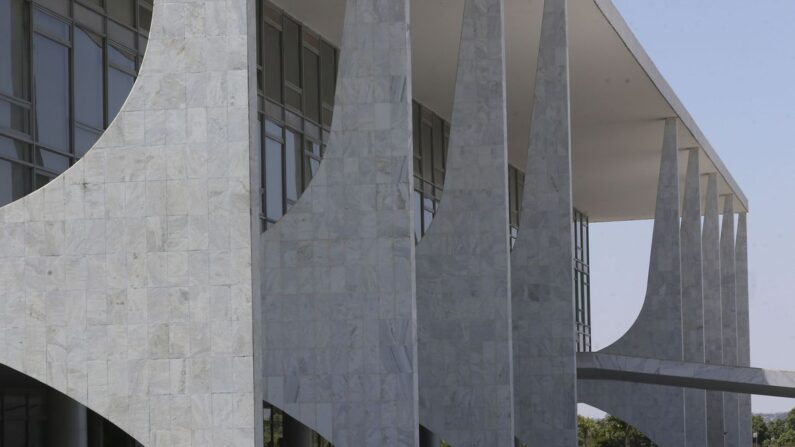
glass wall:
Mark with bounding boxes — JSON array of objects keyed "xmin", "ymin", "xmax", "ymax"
[
  {"xmin": 412, "ymin": 102, "xmax": 449, "ymax": 242},
  {"xmin": 257, "ymin": 1, "xmax": 337, "ymax": 230},
  {"xmin": 0, "ymin": 0, "xmax": 151, "ymax": 207},
  {"xmin": 573, "ymin": 209, "xmax": 592, "ymax": 352}
]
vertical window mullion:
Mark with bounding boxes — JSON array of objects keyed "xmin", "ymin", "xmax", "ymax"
[{"xmin": 27, "ymin": 0, "xmax": 36, "ymax": 197}]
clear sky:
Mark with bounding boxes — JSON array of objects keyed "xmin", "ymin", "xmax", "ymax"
[{"xmin": 581, "ymin": 0, "xmax": 795, "ymax": 417}]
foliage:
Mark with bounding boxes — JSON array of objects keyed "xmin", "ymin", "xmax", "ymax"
[
  {"xmin": 759, "ymin": 408, "xmax": 795, "ymax": 446},
  {"xmin": 578, "ymin": 415, "xmax": 655, "ymax": 447}
]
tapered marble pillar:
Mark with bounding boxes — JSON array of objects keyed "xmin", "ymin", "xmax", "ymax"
[
  {"xmin": 511, "ymin": 0, "xmax": 576, "ymax": 444},
  {"xmin": 578, "ymin": 118, "xmax": 685, "ymax": 446},
  {"xmin": 415, "ymin": 0, "xmax": 514, "ymax": 444},
  {"xmin": 682, "ymin": 149, "xmax": 707, "ymax": 446},
  {"xmin": 721, "ymin": 197, "xmax": 738, "ymax": 447},
  {"xmin": 703, "ymin": 174, "xmax": 725, "ymax": 447},
  {"xmin": 259, "ymin": 0, "xmax": 419, "ymax": 445},
  {"xmin": 736, "ymin": 214, "xmax": 752, "ymax": 445}
]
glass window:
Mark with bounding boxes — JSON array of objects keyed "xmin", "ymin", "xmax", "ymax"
[
  {"xmin": 33, "ymin": 8, "xmax": 69, "ymax": 40},
  {"xmin": 413, "ymin": 189, "xmax": 422, "ymax": 242},
  {"xmin": 0, "ymin": 100, "xmax": 30, "ymax": 134},
  {"xmin": 75, "ymin": 126, "xmax": 101, "ymax": 157},
  {"xmin": 138, "ymin": 3, "xmax": 153, "ymax": 31},
  {"xmin": 264, "ymin": 23, "xmax": 282, "ymax": 102},
  {"xmin": 420, "ymin": 121, "xmax": 432, "ymax": 180},
  {"xmin": 285, "ymin": 129, "xmax": 301, "ymax": 203},
  {"xmin": 283, "ymin": 17, "xmax": 301, "ymax": 110},
  {"xmin": 75, "ymin": 28, "xmax": 105, "ymax": 130},
  {"xmin": 108, "ymin": 67, "xmax": 135, "ymax": 122},
  {"xmin": 33, "ymin": 34, "xmax": 70, "ymax": 152},
  {"xmin": 0, "ymin": 135, "xmax": 28, "ymax": 161},
  {"xmin": 320, "ymin": 42, "xmax": 335, "ymax": 127},
  {"xmin": 433, "ymin": 116, "xmax": 444, "ymax": 185},
  {"xmin": 283, "ymin": 17, "xmax": 300, "ymax": 88},
  {"xmin": 108, "ymin": 0, "xmax": 135, "ymax": 27},
  {"xmin": 0, "ymin": 0, "xmax": 30, "ymax": 99},
  {"xmin": 109, "ymin": 45, "xmax": 136, "ymax": 71},
  {"xmin": 0, "ymin": 158, "xmax": 29, "ymax": 204},
  {"xmin": 303, "ymin": 48, "xmax": 320, "ymax": 123},
  {"xmin": 320, "ymin": 42, "xmax": 335, "ymax": 106},
  {"xmin": 75, "ymin": 3, "xmax": 104, "ymax": 34},
  {"xmin": 35, "ymin": 147, "xmax": 70, "ymax": 172},
  {"xmin": 265, "ymin": 137, "xmax": 283, "ymax": 221}
]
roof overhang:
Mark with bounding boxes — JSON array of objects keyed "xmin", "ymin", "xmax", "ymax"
[{"xmin": 269, "ymin": 0, "xmax": 748, "ymax": 222}]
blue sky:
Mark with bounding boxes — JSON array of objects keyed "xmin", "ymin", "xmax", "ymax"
[{"xmin": 583, "ymin": 0, "xmax": 795, "ymax": 416}]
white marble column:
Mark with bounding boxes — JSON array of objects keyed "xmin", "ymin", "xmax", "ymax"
[
  {"xmin": 512, "ymin": 0, "xmax": 576, "ymax": 444},
  {"xmin": 736, "ymin": 213, "xmax": 753, "ymax": 445},
  {"xmin": 415, "ymin": 0, "xmax": 514, "ymax": 444},
  {"xmin": 578, "ymin": 118, "xmax": 686, "ymax": 446},
  {"xmin": 721, "ymin": 196, "xmax": 739, "ymax": 447},
  {"xmin": 259, "ymin": 0, "xmax": 419, "ymax": 445},
  {"xmin": 703, "ymin": 174, "xmax": 725, "ymax": 447},
  {"xmin": 682, "ymin": 149, "xmax": 707, "ymax": 446}
]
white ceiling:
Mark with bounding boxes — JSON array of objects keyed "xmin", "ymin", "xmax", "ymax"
[{"xmin": 271, "ymin": 0, "xmax": 748, "ymax": 222}]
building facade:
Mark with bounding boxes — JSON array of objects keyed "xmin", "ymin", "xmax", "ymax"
[{"xmin": 0, "ymin": 0, "xmax": 774, "ymax": 446}]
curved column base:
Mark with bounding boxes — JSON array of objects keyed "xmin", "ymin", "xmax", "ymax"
[{"xmin": 578, "ymin": 380, "xmax": 685, "ymax": 447}]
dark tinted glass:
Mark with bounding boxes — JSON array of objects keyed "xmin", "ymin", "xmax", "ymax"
[
  {"xmin": 108, "ymin": 0, "xmax": 134, "ymax": 27},
  {"xmin": 0, "ymin": 158, "xmax": 29, "ymax": 204},
  {"xmin": 264, "ymin": 23, "xmax": 282, "ymax": 102},
  {"xmin": 108, "ymin": 67, "xmax": 135, "ymax": 121},
  {"xmin": 75, "ymin": 28, "xmax": 105, "ymax": 129},
  {"xmin": 75, "ymin": 126, "xmax": 101, "ymax": 157},
  {"xmin": 320, "ymin": 42, "xmax": 335, "ymax": 106},
  {"xmin": 33, "ymin": 34, "xmax": 70, "ymax": 151},
  {"xmin": 74, "ymin": 3, "xmax": 104, "ymax": 34},
  {"xmin": 138, "ymin": 3, "xmax": 152, "ymax": 31},
  {"xmin": 0, "ymin": 0, "xmax": 30, "ymax": 98},
  {"xmin": 35, "ymin": 147, "xmax": 70, "ymax": 171},
  {"xmin": 109, "ymin": 45, "xmax": 136, "ymax": 71},
  {"xmin": 33, "ymin": 8, "xmax": 69, "ymax": 40},
  {"xmin": 420, "ymin": 121, "xmax": 432, "ymax": 179},
  {"xmin": 0, "ymin": 100, "xmax": 30, "ymax": 134},
  {"xmin": 303, "ymin": 48, "xmax": 320, "ymax": 123},
  {"xmin": 285, "ymin": 130, "xmax": 301, "ymax": 202},
  {"xmin": 265, "ymin": 137, "xmax": 284, "ymax": 221},
  {"xmin": 283, "ymin": 18, "xmax": 300, "ymax": 88},
  {"xmin": 0, "ymin": 135, "xmax": 28, "ymax": 160}
]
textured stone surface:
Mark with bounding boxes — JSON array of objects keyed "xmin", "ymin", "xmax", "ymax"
[
  {"xmin": 703, "ymin": 173, "xmax": 725, "ymax": 447},
  {"xmin": 578, "ymin": 118, "xmax": 685, "ymax": 447},
  {"xmin": 0, "ymin": 0, "xmax": 257, "ymax": 445},
  {"xmin": 721, "ymin": 197, "xmax": 739, "ymax": 447},
  {"xmin": 682, "ymin": 149, "xmax": 707, "ymax": 447},
  {"xmin": 258, "ymin": 0, "xmax": 419, "ymax": 445},
  {"xmin": 511, "ymin": 0, "xmax": 576, "ymax": 444},
  {"xmin": 415, "ymin": 0, "xmax": 514, "ymax": 445},
  {"xmin": 736, "ymin": 214, "xmax": 752, "ymax": 446}
]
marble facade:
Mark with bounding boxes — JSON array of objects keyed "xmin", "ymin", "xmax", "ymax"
[{"xmin": 0, "ymin": 0, "xmax": 764, "ymax": 446}]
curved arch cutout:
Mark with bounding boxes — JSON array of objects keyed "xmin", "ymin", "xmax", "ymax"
[
  {"xmin": 578, "ymin": 379, "xmax": 684, "ymax": 446},
  {"xmin": 264, "ymin": 401, "xmax": 333, "ymax": 447},
  {"xmin": 0, "ymin": 0, "xmax": 151, "ymax": 208},
  {"xmin": 0, "ymin": 363, "xmax": 142, "ymax": 447}
]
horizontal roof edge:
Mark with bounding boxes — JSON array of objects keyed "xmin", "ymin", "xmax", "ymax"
[{"xmin": 593, "ymin": 0, "xmax": 749, "ymax": 212}]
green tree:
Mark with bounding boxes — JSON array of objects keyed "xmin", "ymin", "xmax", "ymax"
[
  {"xmin": 578, "ymin": 415, "xmax": 654, "ymax": 447},
  {"xmin": 753, "ymin": 415, "xmax": 770, "ymax": 444}
]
